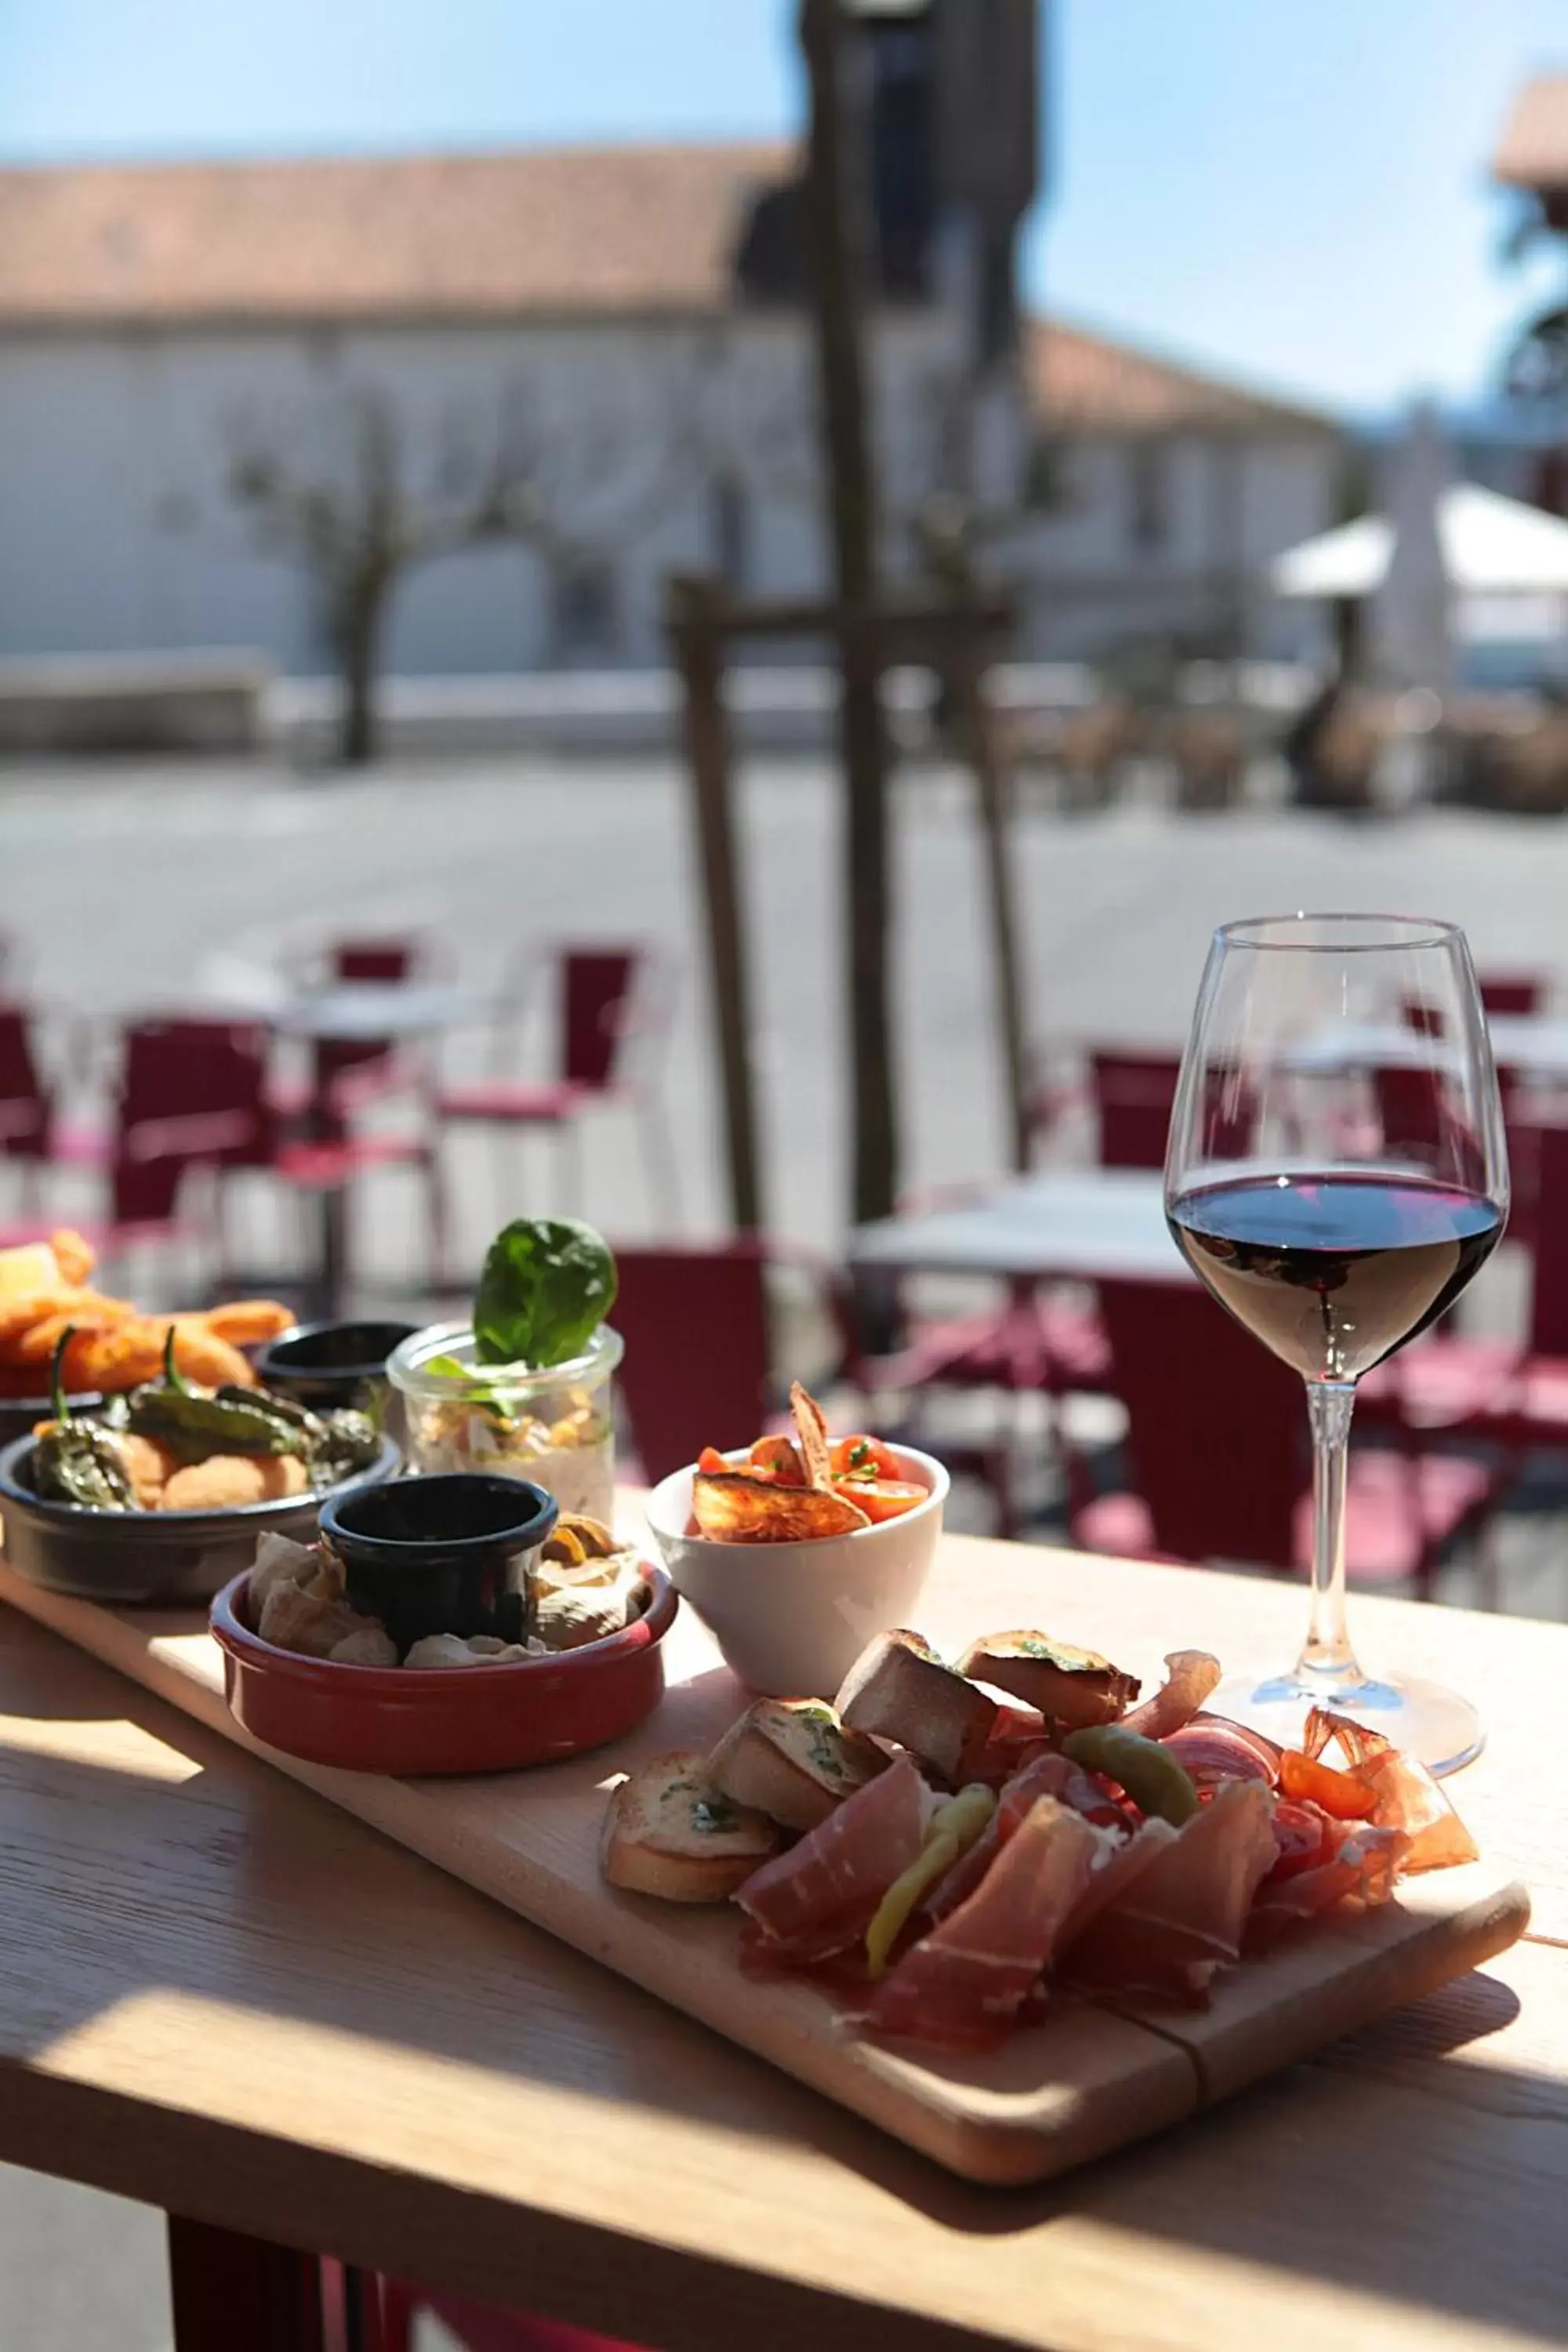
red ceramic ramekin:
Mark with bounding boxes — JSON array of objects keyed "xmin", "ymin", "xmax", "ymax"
[{"xmin": 210, "ymin": 1562, "xmax": 677, "ymax": 1775}]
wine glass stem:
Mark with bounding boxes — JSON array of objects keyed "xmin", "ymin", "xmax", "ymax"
[{"xmin": 1297, "ymin": 1379, "xmax": 1364, "ymax": 1688}]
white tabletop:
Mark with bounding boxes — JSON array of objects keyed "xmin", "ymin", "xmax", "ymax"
[
  {"xmin": 849, "ymin": 1168, "xmax": 1188, "ymax": 1283},
  {"xmin": 1293, "ymin": 1016, "xmax": 1568, "ymax": 1079},
  {"xmin": 270, "ymin": 983, "xmax": 488, "ymax": 1042}
]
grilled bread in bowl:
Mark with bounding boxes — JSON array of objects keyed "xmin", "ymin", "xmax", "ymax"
[{"xmin": 645, "ymin": 1442, "xmax": 948, "ymax": 1697}]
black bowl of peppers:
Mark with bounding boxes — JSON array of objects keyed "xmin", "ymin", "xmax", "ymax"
[{"xmin": 0, "ymin": 1329, "xmax": 398, "ymax": 1604}]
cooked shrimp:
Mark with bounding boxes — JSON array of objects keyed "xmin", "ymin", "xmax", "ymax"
[
  {"xmin": 48, "ymin": 1230, "xmax": 97, "ymax": 1287},
  {"xmin": 200, "ymin": 1299, "xmax": 293, "ymax": 1346},
  {"xmin": 10, "ymin": 1302, "xmax": 133, "ymax": 1367}
]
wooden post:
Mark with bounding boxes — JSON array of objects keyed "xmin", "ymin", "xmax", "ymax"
[
  {"xmin": 666, "ymin": 575, "xmax": 764, "ymax": 1234},
  {"xmin": 953, "ymin": 613, "xmax": 1032, "ymax": 1174},
  {"xmin": 800, "ymin": 0, "xmax": 901, "ymax": 1226}
]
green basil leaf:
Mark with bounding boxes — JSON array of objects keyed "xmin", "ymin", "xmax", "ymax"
[{"xmin": 473, "ymin": 1218, "xmax": 618, "ymax": 1370}]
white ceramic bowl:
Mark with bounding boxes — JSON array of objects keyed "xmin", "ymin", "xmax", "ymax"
[{"xmin": 645, "ymin": 1443, "xmax": 949, "ymax": 1698}]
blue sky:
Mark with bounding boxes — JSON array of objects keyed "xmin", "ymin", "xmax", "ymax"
[{"xmin": 0, "ymin": 0, "xmax": 1564, "ymax": 416}]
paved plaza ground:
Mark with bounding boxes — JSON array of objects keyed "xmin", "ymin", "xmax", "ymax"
[{"xmin": 6, "ymin": 751, "xmax": 1568, "ymax": 2347}]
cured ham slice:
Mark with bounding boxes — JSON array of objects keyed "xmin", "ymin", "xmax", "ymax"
[
  {"xmin": 736, "ymin": 1754, "xmax": 931, "ymax": 1954},
  {"xmin": 1063, "ymin": 1780, "xmax": 1279, "ymax": 2005},
  {"xmin": 1247, "ymin": 1821, "xmax": 1410, "ymax": 1951},
  {"xmin": 924, "ymin": 1751, "xmax": 1128, "ymax": 1925},
  {"xmin": 1120, "ymin": 1651, "xmax": 1221, "ymax": 1740},
  {"xmin": 865, "ymin": 1797, "xmax": 1102, "ymax": 2049},
  {"xmin": 1301, "ymin": 1707, "xmax": 1478, "ymax": 1871},
  {"xmin": 1162, "ymin": 1719, "xmax": 1279, "ymax": 1788},
  {"xmin": 1058, "ymin": 1815, "xmax": 1181, "ymax": 1946}
]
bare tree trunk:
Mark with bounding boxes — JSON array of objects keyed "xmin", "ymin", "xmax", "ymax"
[
  {"xmin": 336, "ymin": 585, "xmax": 385, "ymax": 767},
  {"xmin": 800, "ymin": 0, "xmax": 899, "ymax": 1226}
]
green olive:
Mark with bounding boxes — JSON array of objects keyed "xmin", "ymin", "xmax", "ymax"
[{"xmin": 1062, "ymin": 1725, "xmax": 1200, "ymax": 1826}]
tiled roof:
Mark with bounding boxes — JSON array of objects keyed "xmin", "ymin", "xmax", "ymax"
[
  {"xmin": 1024, "ymin": 318, "xmax": 1336, "ymax": 436},
  {"xmin": 0, "ymin": 143, "xmax": 789, "ymax": 326},
  {"xmin": 1494, "ymin": 75, "xmax": 1568, "ymax": 192},
  {"xmin": 1029, "ymin": 318, "xmax": 1335, "ymax": 437}
]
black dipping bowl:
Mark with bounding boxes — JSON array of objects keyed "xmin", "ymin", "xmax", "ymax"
[
  {"xmin": 0, "ymin": 1392, "xmax": 103, "ymax": 1450},
  {"xmin": 0, "ymin": 1432, "xmax": 401, "ymax": 1606},
  {"xmin": 320, "ymin": 1472, "xmax": 558, "ymax": 1658},
  {"xmin": 252, "ymin": 1321, "xmax": 419, "ymax": 1418}
]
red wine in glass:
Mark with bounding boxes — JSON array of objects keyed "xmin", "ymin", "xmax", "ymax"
[
  {"xmin": 1164, "ymin": 913, "xmax": 1510, "ymax": 1774},
  {"xmin": 1168, "ymin": 1174, "xmax": 1504, "ymax": 1384}
]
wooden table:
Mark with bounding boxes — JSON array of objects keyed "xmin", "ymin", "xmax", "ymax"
[
  {"xmin": 850, "ymin": 1169, "xmax": 1184, "ymax": 1283},
  {"xmin": 1, "ymin": 1537, "xmax": 1565, "ymax": 2352}
]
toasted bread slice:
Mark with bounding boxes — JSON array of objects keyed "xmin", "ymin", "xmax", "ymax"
[
  {"xmin": 706, "ymin": 1697, "xmax": 890, "ymax": 1832},
  {"xmin": 955, "ymin": 1630, "xmax": 1140, "ymax": 1730},
  {"xmin": 600, "ymin": 1751, "xmax": 782, "ymax": 1903},
  {"xmin": 834, "ymin": 1630, "xmax": 997, "ymax": 1786}
]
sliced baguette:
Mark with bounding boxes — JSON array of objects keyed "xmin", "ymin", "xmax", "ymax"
[
  {"xmin": 706, "ymin": 1697, "xmax": 890, "ymax": 1833},
  {"xmin": 955, "ymin": 1630, "xmax": 1140, "ymax": 1730},
  {"xmin": 600, "ymin": 1750, "xmax": 781, "ymax": 1903},
  {"xmin": 834, "ymin": 1629, "xmax": 997, "ymax": 1786}
]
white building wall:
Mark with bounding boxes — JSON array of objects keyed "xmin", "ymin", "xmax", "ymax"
[{"xmin": 0, "ymin": 313, "xmax": 1338, "ymax": 675}]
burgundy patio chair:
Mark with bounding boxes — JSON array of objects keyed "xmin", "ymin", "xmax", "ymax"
[
  {"xmin": 1478, "ymin": 973, "xmax": 1545, "ymax": 1018},
  {"xmin": 1087, "ymin": 1049, "xmax": 1252, "ymax": 1172},
  {"xmin": 376, "ymin": 2277, "xmax": 641, "ymax": 2352},
  {"xmin": 1471, "ymin": 1119, "xmax": 1568, "ymax": 1454},
  {"xmin": 1089, "ymin": 1048, "xmax": 1181, "ymax": 1170},
  {"xmin": 78, "ymin": 1016, "xmax": 444, "ymax": 1294},
  {"xmin": 436, "ymin": 943, "xmax": 680, "ymax": 1229},
  {"xmin": 0, "ymin": 1002, "xmax": 54, "ymax": 1211},
  {"xmin": 1071, "ymin": 1276, "xmax": 1501, "ymax": 1598},
  {"xmin": 608, "ymin": 1238, "xmax": 866, "ymax": 1483},
  {"xmin": 269, "ymin": 932, "xmax": 447, "ymax": 1131}
]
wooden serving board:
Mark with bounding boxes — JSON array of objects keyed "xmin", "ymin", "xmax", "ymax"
[{"xmin": 0, "ymin": 1547, "xmax": 1529, "ymax": 2187}]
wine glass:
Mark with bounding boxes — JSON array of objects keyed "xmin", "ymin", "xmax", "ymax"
[{"xmin": 1163, "ymin": 913, "xmax": 1509, "ymax": 1774}]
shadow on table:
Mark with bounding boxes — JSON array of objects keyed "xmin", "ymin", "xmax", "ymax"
[{"xmin": 0, "ymin": 1614, "xmax": 1555, "ymax": 2349}]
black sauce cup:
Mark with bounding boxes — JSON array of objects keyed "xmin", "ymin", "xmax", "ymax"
[
  {"xmin": 253, "ymin": 1321, "xmax": 420, "ymax": 1417},
  {"xmin": 256, "ymin": 1319, "xmax": 419, "ymax": 1455},
  {"xmin": 318, "ymin": 1472, "xmax": 558, "ymax": 1658}
]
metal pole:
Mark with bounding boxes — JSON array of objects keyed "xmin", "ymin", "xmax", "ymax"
[{"xmin": 667, "ymin": 576, "xmax": 764, "ymax": 1233}]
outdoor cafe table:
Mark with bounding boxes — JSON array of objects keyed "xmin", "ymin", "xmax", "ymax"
[
  {"xmin": 849, "ymin": 1168, "xmax": 1185, "ymax": 1287},
  {"xmin": 1291, "ymin": 1014, "xmax": 1568, "ymax": 1081},
  {"xmin": 1, "ymin": 1524, "xmax": 1565, "ymax": 2352},
  {"xmin": 268, "ymin": 982, "xmax": 486, "ymax": 1316}
]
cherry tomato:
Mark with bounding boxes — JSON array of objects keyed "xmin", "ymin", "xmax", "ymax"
[
  {"xmin": 1279, "ymin": 1748, "xmax": 1377, "ymax": 1820},
  {"xmin": 697, "ymin": 1446, "xmax": 729, "ymax": 1475},
  {"xmin": 748, "ymin": 1435, "xmax": 806, "ymax": 1485},
  {"xmin": 1268, "ymin": 1798, "xmax": 1335, "ymax": 1882},
  {"xmin": 840, "ymin": 1477, "xmax": 926, "ymax": 1523},
  {"xmin": 829, "ymin": 1434, "xmax": 899, "ymax": 1483}
]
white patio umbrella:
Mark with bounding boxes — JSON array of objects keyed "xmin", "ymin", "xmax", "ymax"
[
  {"xmin": 1271, "ymin": 486, "xmax": 1568, "ymax": 599},
  {"xmin": 1368, "ymin": 403, "xmax": 1454, "ymax": 691}
]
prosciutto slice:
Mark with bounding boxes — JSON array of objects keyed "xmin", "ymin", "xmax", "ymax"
[
  {"xmin": 1120, "ymin": 1651, "xmax": 1221, "ymax": 1740},
  {"xmin": 924, "ymin": 1751, "xmax": 1128, "ymax": 1925},
  {"xmin": 865, "ymin": 1797, "xmax": 1102, "ymax": 2049},
  {"xmin": 736, "ymin": 1754, "xmax": 931, "ymax": 1955},
  {"xmin": 1063, "ymin": 1780, "xmax": 1279, "ymax": 2005},
  {"xmin": 1247, "ymin": 1820, "xmax": 1410, "ymax": 1951}
]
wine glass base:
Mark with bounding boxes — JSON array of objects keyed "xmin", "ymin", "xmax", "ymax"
[{"xmin": 1208, "ymin": 1668, "xmax": 1484, "ymax": 1778}]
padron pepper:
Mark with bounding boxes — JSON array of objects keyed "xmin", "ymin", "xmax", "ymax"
[
  {"xmin": 125, "ymin": 1328, "xmax": 304, "ymax": 1461},
  {"xmin": 1062, "ymin": 1724, "xmax": 1200, "ymax": 1827},
  {"xmin": 33, "ymin": 1327, "xmax": 137, "ymax": 1510}
]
